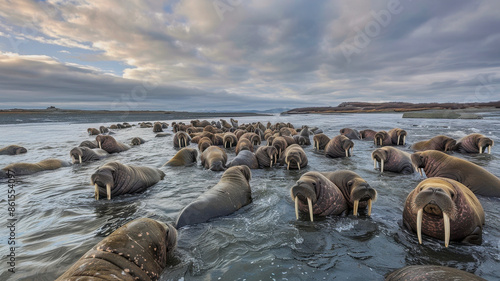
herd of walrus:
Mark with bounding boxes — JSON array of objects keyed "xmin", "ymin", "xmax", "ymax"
[{"xmin": 1, "ymin": 117, "xmax": 498, "ymax": 280}]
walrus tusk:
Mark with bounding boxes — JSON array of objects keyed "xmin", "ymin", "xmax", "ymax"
[
  {"xmin": 367, "ymin": 199, "xmax": 372, "ymax": 216},
  {"xmin": 295, "ymin": 197, "xmax": 299, "ymax": 220},
  {"xmin": 79, "ymin": 155, "xmax": 82, "ymax": 164},
  {"xmin": 298, "ymin": 160, "xmax": 301, "ymax": 170},
  {"xmin": 345, "ymin": 149, "xmax": 349, "ymax": 157},
  {"xmin": 307, "ymin": 197, "xmax": 313, "ymax": 222},
  {"xmin": 380, "ymin": 159, "xmax": 384, "ymax": 173},
  {"xmin": 417, "ymin": 168, "xmax": 423, "ymax": 177},
  {"xmin": 373, "ymin": 159, "xmax": 377, "ymax": 169},
  {"xmin": 443, "ymin": 212, "xmax": 450, "ymax": 247},
  {"xmin": 417, "ymin": 208, "xmax": 423, "ymax": 245},
  {"xmin": 488, "ymin": 145, "xmax": 492, "ymax": 154},
  {"xmin": 403, "ymin": 135, "xmax": 406, "ymax": 145},
  {"xmin": 94, "ymin": 184, "xmax": 99, "ymax": 200},
  {"xmin": 98, "ymin": 141, "xmax": 102, "ymax": 149},
  {"xmin": 287, "ymin": 161, "xmax": 290, "ymax": 170},
  {"xmin": 353, "ymin": 200, "xmax": 359, "ymax": 216},
  {"xmin": 71, "ymin": 155, "xmax": 76, "ymax": 164},
  {"xmin": 398, "ymin": 135, "xmax": 400, "ymax": 145},
  {"xmin": 106, "ymin": 183, "xmax": 111, "ymax": 200},
  {"xmin": 479, "ymin": 146, "xmax": 483, "ymax": 154}
]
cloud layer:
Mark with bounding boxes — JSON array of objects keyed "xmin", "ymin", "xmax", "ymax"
[{"xmin": 0, "ymin": 0, "xmax": 499, "ymax": 110}]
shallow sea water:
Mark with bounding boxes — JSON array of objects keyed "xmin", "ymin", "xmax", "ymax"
[{"xmin": 0, "ymin": 113, "xmax": 499, "ymax": 280}]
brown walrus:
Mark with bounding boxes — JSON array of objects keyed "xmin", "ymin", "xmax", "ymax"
[
  {"xmin": 131, "ymin": 137, "xmax": 146, "ymax": 146},
  {"xmin": 200, "ymin": 146, "xmax": 227, "ymax": 171},
  {"xmin": 173, "ymin": 131, "xmax": 191, "ymax": 148},
  {"xmin": 79, "ymin": 140, "xmax": 99, "ymax": 149},
  {"xmin": 1, "ymin": 158, "xmax": 70, "ymax": 178},
  {"xmin": 70, "ymin": 147, "xmax": 109, "ymax": 164},
  {"xmin": 313, "ymin": 133, "xmax": 330, "ymax": 150},
  {"xmin": 290, "ymin": 172, "xmax": 348, "ymax": 221},
  {"xmin": 91, "ymin": 161, "xmax": 165, "ymax": 200},
  {"xmin": 454, "ymin": 133, "xmax": 494, "ymax": 154},
  {"xmin": 241, "ymin": 132, "xmax": 261, "ymax": 145},
  {"xmin": 412, "ymin": 150, "xmax": 500, "ymax": 197},
  {"xmin": 56, "ymin": 218, "xmax": 177, "ymax": 281},
  {"xmin": 223, "ymin": 132, "xmax": 238, "ymax": 148},
  {"xmin": 411, "ymin": 135, "xmax": 457, "ymax": 152},
  {"xmin": 388, "ymin": 128, "xmax": 407, "ymax": 145},
  {"xmin": 403, "ymin": 177, "xmax": 485, "ymax": 247},
  {"xmin": 235, "ymin": 138, "xmax": 254, "ymax": 156},
  {"xmin": 371, "ymin": 146, "xmax": 414, "ymax": 174},
  {"xmin": 324, "ymin": 135, "xmax": 354, "ymax": 158},
  {"xmin": 0, "ymin": 145, "xmax": 27, "ymax": 155},
  {"xmin": 281, "ymin": 144, "xmax": 308, "ymax": 170},
  {"xmin": 254, "ymin": 146, "xmax": 278, "ymax": 168},
  {"xmin": 175, "ymin": 165, "xmax": 252, "ymax": 228},
  {"xmin": 153, "ymin": 122, "xmax": 163, "ymax": 132},
  {"xmin": 271, "ymin": 136, "xmax": 288, "ymax": 158},
  {"xmin": 95, "ymin": 135, "xmax": 130, "ymax": 153},
  {"xmin": 198, "ymin": 137, "xmax": 213, "ymax": 153},
  {"xmin": 321, "ymin": 170, "xmax": 377, "ymax": 216},
  {"xmin": 386, "ymin": 265, "xmax": 487, "ymax": 281},
  {"xmin": 163, "ymin": 148, "xmax": 198, "ymax": 167},
  {"xmin": 87, "ymin": 128, "xmax": 100, "ymax": 135},
  {"xmin": 374, "ymin": 130, "xmax": 393, "ymax": 146},
  {"xmin": 99, "ymin": 126, "xmax": 109, "ymax": 134},
  {"xmin": 359, "ymin": 129, "xmax": 377, "ymax": 141},
  {"xmin": 339, "ymin": 128, "xmax": 360, "ymax": 140},
  {"xmin": 298, "ymin": 126, "xmax": 311, "ymax": 145},
  {"xmin": 227, "ymin": 150, "xmax": 259, "ymax": 169}
]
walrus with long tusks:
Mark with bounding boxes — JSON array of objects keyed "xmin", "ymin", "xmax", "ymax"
[
  {"xmin": 70, "ymin": 147, "xmax": 109, "ymax": 164},
  {"xmin": 313, "ymin": 133, "xmax": 330, "ymax": 150},
  {"xmin": 411, "ymin": 135, "xmax": 457, "ymax": 152},
  {"xmin": 91, "ymin": 161, "xmax": 165, "ymax": 200},
  {"xmin": 227, "ymin": 150, "xmax": 259, "ymax": 169},
  {"xmin": 223, "ymin": 132, "xmax": 238, "ymax": 148},
  {"xmin": 1, "ymin": 158, "xmax": 71, "ymax": 178},
  {"xmin": 412, "ymin": 150, "xmax": 500, "ymax": 197},
  {"xmin": 403, "ymin": 177, "xmax": 484, "ymax": 247},
  {"xmin": 388, "ymin": 128, "xmax": 407, "ymax": 145},
  {"xmin": 324, "ymin": 135, "xmax": 354, "ymax": 158},
  {"xmin": 290, "ymin": 172, "xmax": 348, "ymax": 221},
  {"xmin": 254, "ymin": 146, "xmax": 278, "ymax": 168},
  {"xmin": 56, "ymin": 218, "xmax": 177, "ymax": 281},
  {"xmin": 173, "ymin": 131, "xmax": 191, "ymax": 148},
  {"xmin": 321, "ymin": 170, "xmax": 377, "ymax": 216},
  {"xmin": 386, "ymin": 265, "xmax": 487, "ymax": 281},
  {"xmin": 281, "ymin": 144, "xmax": 308, "ymax": 170},
  {"xmin": 271, "ymin": 136, "xmax": 288, "ymax": 158},
  {"xmin": 0, "ymin": 145, "xmax": 27, "ymax": 155},
  {"xmin": 175, "ymin": 165, "xmax": 252, "ymax": 228},
  {"xmin": 371, "ymin": 146, "xmax": 414, "ymax": 174},
  {"xmin": 454, "ymin": 133, "xmax": 494, "ymax": 154},
  {"xmin": 339, "ymin": 128, "xmax": 361, "ymax": 140},
  {"xmin": 241, "ymin": 132, "xmax": 261, "ymax": 145},
  {"xmin": 163, "ymin": 147, "xmax": 198, "ymax": 167},
  {"xmin": 95, "ymin": 135, "xmax": 130, "ymax": 153},
  {"xmin": 374, "ymin": 130, "xmax": 393, "ymax": 146},
  {"xmin": 200, "ymin": 146, "xmax": 227, "ymax": 171}
]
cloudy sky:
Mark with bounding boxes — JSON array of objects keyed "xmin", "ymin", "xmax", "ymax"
[{"xmin": 0, "ymin": 0, "xmax": 499, "ymax": 111}]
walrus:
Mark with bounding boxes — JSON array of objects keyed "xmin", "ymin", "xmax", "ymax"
[
  {"xmin": 282, "ymin": 135, "xmax": 296, "ymax": 146},
  {"xmin": 388, "ymin": 128, "xmax": 407, "ymax": 145},
  {"xmin": 91, "ymin": 161, "xmax": 165, "ymax": 200},
  {"xmin": 99, "ymin": 126, "xmax": 109, "ymax": 134},
  {"xmin": 298, "ymin": 126, "xmax": 311, "ymax": 145},
  {"xmin": 56, "ymin": 218, "xmax": 177, "ymax": 281},
  {"xmin": 321, "ymin": 170, "xmax": 377, "ymax": 216},
  {"xmin": 254, "ymin": 146, "xmax": 278, "ymax": 168},
  {"xmin": 271, "ymin": 136, "xmax": 288, "ymax": 158},
  {"xmin": 0, "ymin": 145, "xmax": 27, "ymax": 155},
  {"xmin": 281, "ymin": 144, "xmax": 308, "ymax": 170},
  {"xmin": 223, "ymin": 132, "xmax": 238, "ymax": 148},
  {"xmin": 403, "ymin": 177, "xmax": 485, "ymax": 247},
  {"xmin": 220, "ymin": 119, "xmax": 232, "ymax": 129},
  {"xmin": 386, "ymin": 265, "xmax": 487, "ymax": 281},
  {"xmin": 412, "ymin": 150, "xmax": 500, "ymax": 197},
  {"xmin": 241, "ymin": 132, "xmax": 261, "ymax": 145},
  {"xmin": 313, "ymin": 133, "xmax": 330, "ymax": 150},
  {"xmin": 191, "ymin": 119, "xmax": 211, "ymax": 128},
  {"xmin": 200, "ymin": 146, "xmax": 227, "ymax": 171},
  {"xmin": 411, "ymin": 135, "xmax": 457, "ymax": 152},
  {"xmin": 340, "ymin": 128, "xmax": 360, "ymax": 140},
  {"xmin": 175, "ymin": 165, "xmax": 252, "ymax": 228},
  {"xmin": 198, "ymin": 137, "xmax": 213, "ymax": 153},
  {"xmin": 293, "ymin": 135, "xmax": 308, "ymax": 145},
  {"xmin": 173, "ymin": 131, "xmax": 191, "ymax": 148},
  {"xmin": 371, "ymin": 146, "xmax": 414, "ymax": 174},
  {"xmin": 140, "ymin": 122, "xmax": 153, "ymax": 128},
  {"xmin": 359, "ymin": 129, "xmax": 377, "ymax": 141},
  {"xmin": 203, "ymin": 125, "xmax": 218, "ymax": 134},
  {"xmin": 324, "ymin": 135, "xmax": 354, "ymax": 158},
  {"xmin": 374, "ymin": 130, "xmax": 393, "ymax": 146},
  {"xmin": 1, "ymin": 159, "xmax": 70, "ymax": 177},
  {"xmin": 227, "ymin": 150, "xmax": 259, "ymax": 169},
  {"xmin": 131, "ymin": 137, "xmax": 146, "ymax": 146},
  {"xmin": 290, "ymin": 172, "xmax": 348, "ymax": 221},
  {"xmin": 70, "ymin": 147, "xmax": 109, "ymax": 164},
  {"xmin": 163, "ymin": 148, "xmax": 198, "ymax": 167},
  {"xmin": 79, "ymin": 140, "xmax": 99, "ymax": 149},
  {"xmin": 235, "ymin": 138, "xmax": 254, "ymax": 156},
  {"xmin": 87, "ymin": 128, "xmax": 100, "ymax": 135},
  {"xmin": 190, "ymin": 131, "xmax": 214, "ymax": 144},
  {"xmin": 230, "ymin": 118, "xmax": 239, "ymax": 128},
  {"xmin": 153, "ymin": 122, "xmax": 163, "ymax": 132},
  {"xmin": 454, "ymin": 133, "xmax": 494, "ymax": 154},
  {"xmin": 95, "ymin": 135, "xmax": 130, "ymax": 153},
  {"xmin": 279, "ymin": 127, "xmax": 293, "ymax": 136}
]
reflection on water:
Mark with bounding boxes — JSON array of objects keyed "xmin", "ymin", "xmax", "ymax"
[{"xmin": 0, "ymin": 113, "xmax": 499, "ymax": 280}]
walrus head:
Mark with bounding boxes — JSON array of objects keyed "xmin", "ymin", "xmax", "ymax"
[
  {"xmin": 290, "ymin": 172, "xmax": 320, "ymax": 221},
  {"xmin": 411, "ymin": 151, "xmax": 430, "ymax": 176},
  {"xmin": 348, "ymin": 176, "xmax": 377, "ymax": 216},
  {"xmin": 411, "ymin": 179, "xmax": 458, "ymax": 247},
  {"xmin": 70, "ymin": 147, "xmax": 86, "ymax": 164},
  {"xmin": 90, "ymin": 163, "xmax": 119, "ymax": 200},
  {"xmin": 477, "ymin": 136, "xmax": 494, "ymax": 154},
  {"xmin": 284, "ymin": 145, "xmax": 305, "ymax": 170},
  {"xmin": 393, "ymin": 129, "xmax": 407, "ymax": 145},
  {"xmin": 341, "ymin": 137, "xmax": 354, "ymax": 157},
  {"xmin": 11, "ymin": 145, "xmax": 28, "ymax": 154},
  {"xmin": 131, "ymin": 137, "xmax": 144, "ymax": 146},
  {"xmin": 371, "ymin": 148, "xmax": 388, "ymax": 172},
  {"xmin": 443, "ymin": 138, "xmax": 457, "ymax": 152},
  {"xmin": 96, "ymin": 135, "xmax": 114, "ymax": 150},
  {"xmin": 374, "ymin": 131, "xmax": 390, "ymax": 146}
]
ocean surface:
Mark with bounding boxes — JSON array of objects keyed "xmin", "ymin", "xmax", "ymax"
[{"xmin": 0, "ymin": 112, "xmax": 499, "ymax": 281}]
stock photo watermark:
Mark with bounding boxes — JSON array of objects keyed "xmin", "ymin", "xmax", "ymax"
[{"xmin": 5, "ymin": 170, "xmax": 17, "ymax": 274}]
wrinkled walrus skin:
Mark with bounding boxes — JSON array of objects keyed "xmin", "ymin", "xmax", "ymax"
[
  {"xmin": 385, "ymin": 265, "xmax": 486, "ymax": 281},
  {"xmin": 1, "ymin": 158, "xmax": 70, "ymax": 178},
  {"xmin": 175, "ymin": 165, "xmax": 252, "ymax": 228},
  {"xmin": 56, "ymin": 218, "xmax": 177, "ymax": 281},
  {"xmin": 0, "ymin": 145, "xmax": 27, "ymax": 155}
]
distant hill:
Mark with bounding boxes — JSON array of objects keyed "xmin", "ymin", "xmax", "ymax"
[{"xmin": 283, "ymin": 101, "xmax": 500, "ymax": 114}]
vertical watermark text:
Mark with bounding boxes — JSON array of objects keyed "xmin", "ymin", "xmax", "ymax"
[{"xmin": 6, "ymin": 170, "xmax": 17, "ymax": 274}]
